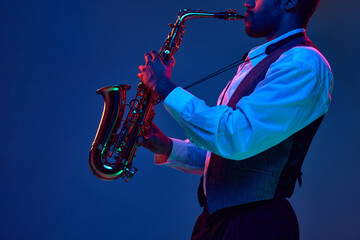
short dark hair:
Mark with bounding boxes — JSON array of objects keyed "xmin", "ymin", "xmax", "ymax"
[{"xmin": 296, "ymin": 0, "xmax": 321, "ymax": 27}]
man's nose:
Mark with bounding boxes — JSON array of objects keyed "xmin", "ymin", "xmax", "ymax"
[{"xmin": 245, "ymin": 0, "xmax": 255, "ymax": 9}]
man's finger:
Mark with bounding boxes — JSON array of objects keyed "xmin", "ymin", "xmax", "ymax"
[
  {"xmin": 150, "ymin": 50, "xmax": 164, "ymax": 65},
  {"xmin": 144, "ymin": 53, "xmax": 151, "ymax": 62},
  {"xmin": 150, "ymin": 50, "xmax": 158, "ymax": 60},
  {"xmin": 137, "ymin": 73, "xmax": 142, "ymax": 80},
  {"xmin": 166, "ymin": 58, "xmax": 175, "ymax": 68}
]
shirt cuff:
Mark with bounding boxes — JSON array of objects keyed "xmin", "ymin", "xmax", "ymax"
[
  {"xmin": 154, "ymin": 138, "xmax": 185, "ymax": 166},
  {"xmin": 163, "ymin": 86, "xmax": 195, "ymax": 124}
]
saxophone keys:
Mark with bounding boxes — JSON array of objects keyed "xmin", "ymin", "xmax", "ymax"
[{"xmin": 137, "ymin": 135, "xmax": 148, "ymax": 144}]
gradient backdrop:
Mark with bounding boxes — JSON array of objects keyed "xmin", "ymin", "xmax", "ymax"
[{"xmin": 1, "ymin": 0, "xmax": 359, "ymax": 239}]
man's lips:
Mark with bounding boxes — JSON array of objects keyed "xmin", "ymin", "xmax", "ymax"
[{"xmin": 244, "ymin": 11, "xmax": 252, "ymax": 25}]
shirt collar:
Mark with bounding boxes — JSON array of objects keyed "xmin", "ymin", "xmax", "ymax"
[{"xmin": 248, "ymin": 28, "xmax": 306, "ymax": 67}]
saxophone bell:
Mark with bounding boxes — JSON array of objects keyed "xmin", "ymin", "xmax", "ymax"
[{"xmin": 88, "ymin": 84, "xmax": 137, "ymax": 181}]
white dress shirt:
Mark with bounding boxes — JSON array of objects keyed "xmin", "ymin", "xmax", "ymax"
[{"xmin": 154, "ymin": 29, "xmax": 334, "ymax": 194}]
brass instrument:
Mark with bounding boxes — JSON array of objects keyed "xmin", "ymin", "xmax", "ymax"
[{"xmin": 89, "ymin": 9, "xmax": 244, "ymax": 182}]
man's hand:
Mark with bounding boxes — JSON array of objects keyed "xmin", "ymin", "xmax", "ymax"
[
  {"xmin": 137, "ymin": 50, "xmax": 177, "ymax": 100},
  {"xmin": 141, "ymin": 123, "xmax": 173, "ymax": 157}
]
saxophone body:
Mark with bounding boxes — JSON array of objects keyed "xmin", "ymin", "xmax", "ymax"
[{"xmin": 89, "ymin": 9, "xmax": 244, "ymax": 182}]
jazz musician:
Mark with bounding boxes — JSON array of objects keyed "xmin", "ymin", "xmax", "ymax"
[{"xmin": 137, "ymin": 0, "xmax": 333, "ymax": 239}]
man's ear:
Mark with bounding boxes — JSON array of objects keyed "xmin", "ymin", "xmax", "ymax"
[{"xmin": 284, "ymin": 0, "xmax": 299, "ymax": 11}]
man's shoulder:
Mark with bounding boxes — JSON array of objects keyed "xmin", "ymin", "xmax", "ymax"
[{"xmin": 280, "ymin": 45, "xmax": 332, "ymax": 73}]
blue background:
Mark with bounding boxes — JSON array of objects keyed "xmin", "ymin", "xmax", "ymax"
[{"xmin": 1, "ymin": 0, "xmax": 359, "ymax": 239}]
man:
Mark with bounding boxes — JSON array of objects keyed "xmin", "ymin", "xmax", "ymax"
[{"xmin": 137, "ymin": 0, "xmax": 333, "ymax": 239}]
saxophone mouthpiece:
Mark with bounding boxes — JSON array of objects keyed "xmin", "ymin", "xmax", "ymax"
[{"xmin": 214, "ymin": 9, "xmax": 245, "ymax": 20}]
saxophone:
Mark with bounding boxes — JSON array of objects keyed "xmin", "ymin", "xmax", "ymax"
[{"xmin": 89, "ymin": 9, "xmax": 244, "ymax": 182}]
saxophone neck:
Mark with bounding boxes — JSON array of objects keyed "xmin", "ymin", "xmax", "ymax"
[{"xmin": 159, "ymin": 9, "xmax": 244, "ymax": 62}]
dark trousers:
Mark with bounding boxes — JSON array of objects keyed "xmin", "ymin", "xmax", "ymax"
[{"xmin": 191, "ymin": 196, "xmax": 299, "ymax": 240}]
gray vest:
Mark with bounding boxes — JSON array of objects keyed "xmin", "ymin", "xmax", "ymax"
[{"xmin": 203, "ymin": 33, "xmax": 324, "ymax": 214}]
